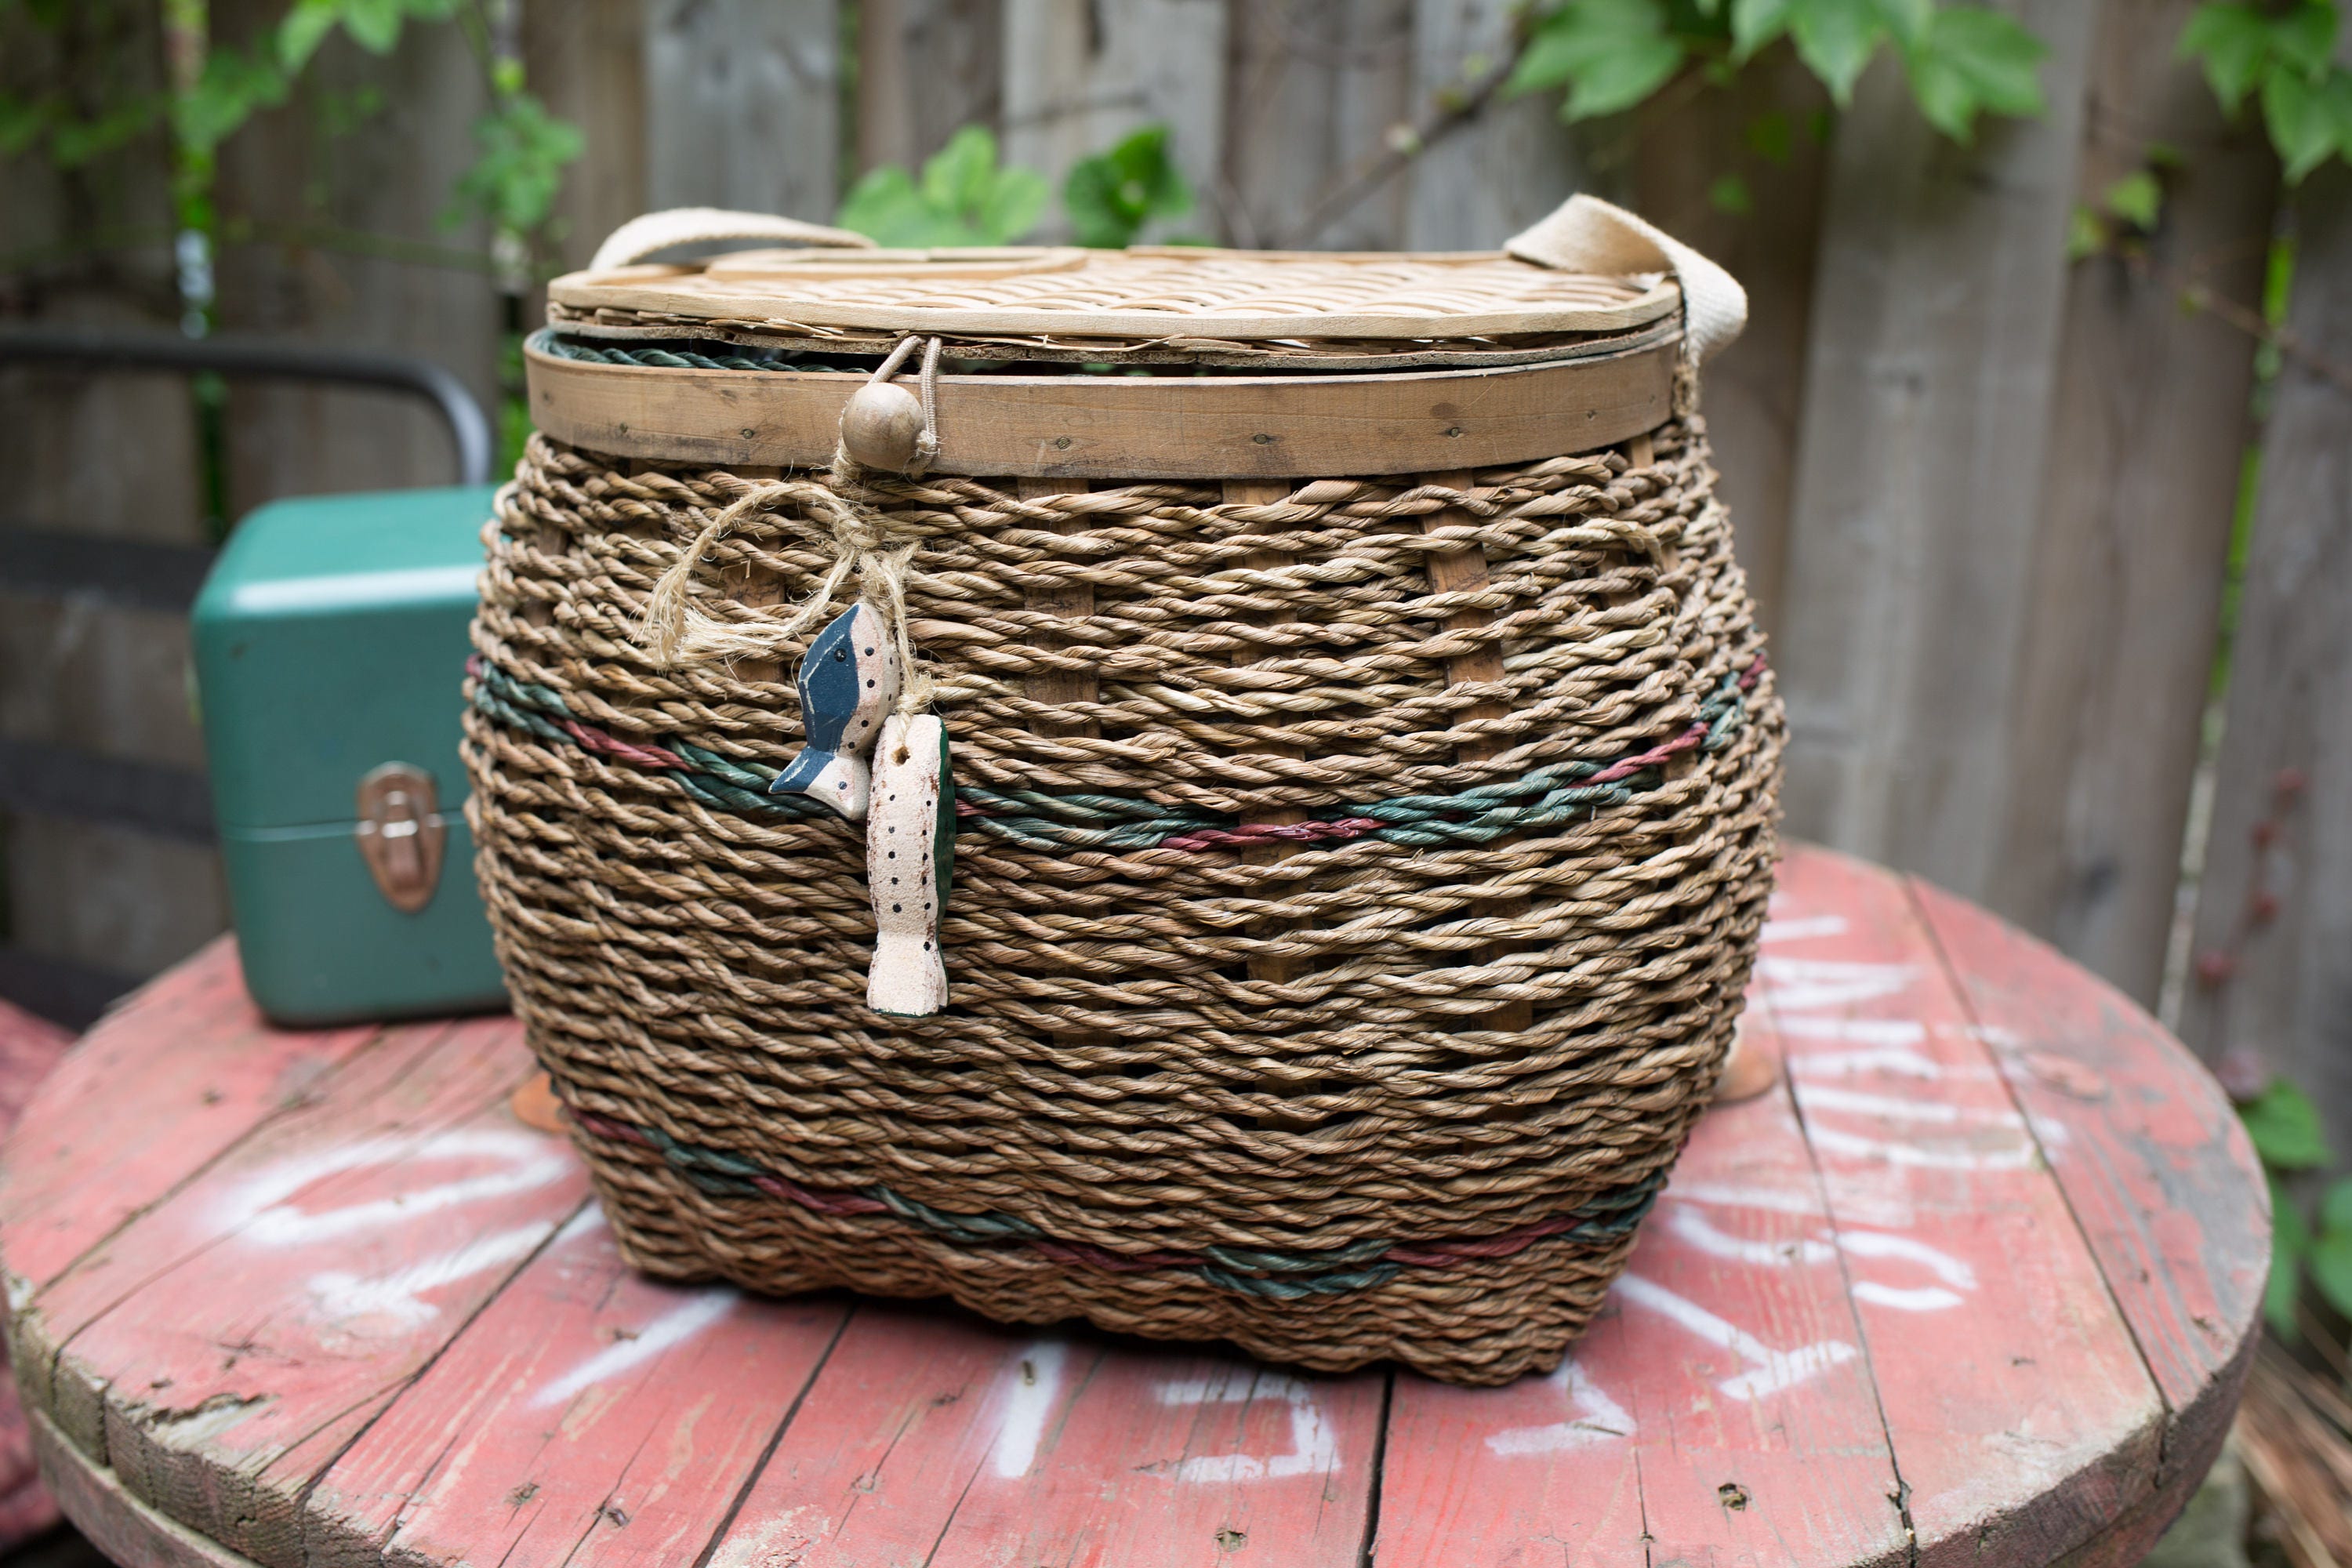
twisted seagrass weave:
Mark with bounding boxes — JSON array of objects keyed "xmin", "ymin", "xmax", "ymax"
[{"xmin": 463, "ymin": 412, "xmax": 1782, "ymax": 1385}]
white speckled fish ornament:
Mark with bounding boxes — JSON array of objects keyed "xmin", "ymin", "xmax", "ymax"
[
  {"xmin": 768, "ymin": 603, "xmax": 902, "ymax": 822},
  {"xmin": 866, "ymin": 712, "xmax": 953, "ymax": 1016}
]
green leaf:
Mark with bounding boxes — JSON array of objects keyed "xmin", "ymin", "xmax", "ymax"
[
  {"xmin": 2268, "ymin": 1172, "xmax": 2310, "ymax": 1338},
  {"xmin": 2269, "ymin": 2, "xmax": 2340, "ymax": 78},
  {"xmin": 1730, "ymin": 0, "xmax": 1795, "ymax": 60},
  {"xmin": 1869, "ymin": 0, "xmax": 1931, "ymax": 49},
  {"xmin": 2179, "ymin": 3, "xmax": 2274, "ymax": 116},
  {"xmin": 0, "ymin": 92, "xmax": 56, "ymax": 157},
  {"xmin": 1903, "ymin": 5, "xmax": 2048, "ymax": 141},
  {"xmin": 1789, "ymin": 0, "xmax": 1888, "ymax": 104},
  {"xmin": 2241, "ymin": 1078, "xmax": 2334, "ymax": 1170},
  {"xmin": 1708, "ymin": 172, "xmax": 1754, "ymax": 212},
  {"xmin": 341, "ymin": 0, "xmax": 409, "ymax": 54},
  {"xmin": 837, "ymin": 125, "xmax": 1047, "ymax": 247},
  {"xmin": 1062, "ymin": 123, "xmax": 1192, "ymax": 248},
  {"xmin": 447, "ymin": 91, "xmax": 583, "ymax": 236},
  {"xmin": 976, "ymin": 164, "xmax": 1049, "ymax": 245},
  {"xmin": 2320, "ymin": 1177, "xmax": 2352, "ymax": 1236},
  {"xmin": 278, "ymin": 0, "xmax": 340, "ymax": 71},
  {"xmin": 2264, "ymin": 64, "xmax": 2339, "ymax": 181},
  {"xmin": 2066, "ymin": 203, "xmax": 2108, "ymax": 260},
  {"xmin": 1508, "ymin": 0, "xmax": 1686, "ymax": 121},
  {"xmin": 2103, "ymin": 169, "xmax": 2162, "ymax": 229},
  {"xmin": 170, "ymin": 45, "xmax": 289, "ymax": 155},
  {"xmin": 2312, "ymin": 1230, "xmax": 2352, "ymax": 1319},
  {"xmin": 1745, "ymin": 107, "xmax": 1795, "ymax": 163}
]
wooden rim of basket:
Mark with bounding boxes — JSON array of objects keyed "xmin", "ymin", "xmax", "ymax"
[{"xmin": 524, "ymin": 328, "xmax": 1678, "ymax": 481}]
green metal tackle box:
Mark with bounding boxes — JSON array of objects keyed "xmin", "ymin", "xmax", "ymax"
[{"xmin": 191, "ymin": 485, "xmax": 507, "ymax": 1025}]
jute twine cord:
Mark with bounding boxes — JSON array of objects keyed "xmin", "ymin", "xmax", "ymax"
[{"xmin": 465, "ymin": 418, "xmax": 1781, "ymax": 1385}]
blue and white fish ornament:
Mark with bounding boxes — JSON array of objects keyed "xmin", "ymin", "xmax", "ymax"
[{"xmin": 768, "ymin": 602, "xmax": 902, "ymax": 822}]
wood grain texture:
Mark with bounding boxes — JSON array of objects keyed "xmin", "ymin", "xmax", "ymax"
[
  {"xmin": 1763, "ymin": 849, "xmax": 2165, "ymax": 1568},
  {"xmin": 0, "ymin": 943, "xmax": 375, "ymax": 1300},
  {"xmin": 526, "ymin": 336, "xmax": 1676, "ymax": 480},
  {"xmin": 303, "ymin": 1211, "xmax": 845, "ymax": 1568},
  {"xmin": 642, "ymin": 0, "xmax": 839, "ymax": 223},
  {"xmin": 1625, "ymin": 49, "xmax": 1834, "ymax": 646},
  {"xmin": 0, "ymin": 848, "xmax": 2265, "ymax": 1568},
  {"xmin": 210, "ymin": 2, "xmax": 500, "ymax": 506},
  {"xmin": 1987, "ymin": 0, "xmax": 2278, "ymax": 1009},
  {"xmin": 1002, "ymin": 0, "xmax": 1227, "ymax": 244},
  {"xmin": 1226, "ymin": 0, "xmax": 1414, "ymax": 250},
  {"xmin": 702, "ymin": 1305, "xmax": 1384, "ymax": 1568},
  {"xmin": 1772, "ymin": 2, "xmax": 2100, "ymax": 900},
  {"xmin": 2176, "ymin": 152, "xmax": 2352, "ymax": 1156},
  {"xmin": 29, "ymin": 1014, "xmax": 581, "ymax": 1568},
  {"xmin": 1377, "ymin": 999, "xmax": 1907, "ymax": 1568},
  {"xmin": 522, "ymin": 0, "xmax": 648, "ymax": 276},
  {"xmin": 1911, "ymin": 876, "xmax": 2267, "ymax": 1485},
  {"xmin": 1404, "ymin": 0, "xmax": 1582, "ymax": 250},
  {"xmin": 854, "ymin": 0, "xmax": 1003, "ymax": 177}
]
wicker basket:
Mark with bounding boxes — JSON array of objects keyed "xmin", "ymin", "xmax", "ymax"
[{"xmin": 466, "ymin": 198, "xmax": 1783, "ymax": 1385}]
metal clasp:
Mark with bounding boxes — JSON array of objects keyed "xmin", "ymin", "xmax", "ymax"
[{"xmin": 355, "ymin": 762, "xmax": 446, "ymax": 913}]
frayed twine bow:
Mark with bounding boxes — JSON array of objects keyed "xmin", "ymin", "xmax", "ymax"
[{"xmin": 636, "ymin": 338, "xmax": 942, "ymax": 715}]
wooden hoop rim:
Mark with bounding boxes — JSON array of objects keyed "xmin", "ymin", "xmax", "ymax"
[{"xmin": 524, "ymin": 336, "xmax": 1677, "ymax": 480}]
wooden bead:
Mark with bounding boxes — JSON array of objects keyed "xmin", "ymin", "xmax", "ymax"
[
  {"xmin": 840, "ymin": 380, "xmax": 924, "ymax": 471},
  {"xmin": 1710, "ymin": 1016, "xmax": 1780, "ymax": 1104}
]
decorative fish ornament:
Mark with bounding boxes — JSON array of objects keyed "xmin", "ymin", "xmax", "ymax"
[
  {"xmin": 866, "ymin": 712, "xmax": 953, "ymax": 1017},
  {"xmin": 769, "ymin": 603, "xmax": 902, "ymax": 822}
]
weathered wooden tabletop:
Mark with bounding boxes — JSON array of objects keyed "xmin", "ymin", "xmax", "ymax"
[{"xmin": 0, "ymin": 846, "xmax": 2267, "ymax": 1568}]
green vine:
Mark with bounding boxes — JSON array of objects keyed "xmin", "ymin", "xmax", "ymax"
[{"xmin": 1504, "ymin": 0, "xmax": 2047, "ymax": 142}]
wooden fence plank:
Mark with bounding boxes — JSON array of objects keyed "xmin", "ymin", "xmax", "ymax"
[
  {"xmin": 1002, "ymin": 0, "xmax": 1229, "ymax": 242},
  {"xmin": 1224, "ymin": 0, "xmax": 1414, "ymax": 250},
  {"xmin": 1986, "ymin": 0, "xmax": 2278, "ymax": 1008},
  {"xmin": 1403, "ymin": 0, "xmax": 1579, "ymax": 249},
  {"xmin": 210, "ymin": 6, "xmax": 503, "ymax": 507},
  {"xmin": 1771, "ymin": 6, "xmax": 2099, "ymax": 897},
  {"xmin": 0, "ymin": 2, "xmax": 220, "ymax": 1008},
  {"xmin": 702, "ymin": 1305, "xmax": 1384, "ymax": 1568},
  {"xmin": 1761, "ymin": 850, "xmax": 2164, "ymax": 1568},
  {"xmin": 523, "ymin": 0, "xmax": 649, "ymax": 274},
  {"xmin": 2176, "ymin": 154, "xmax": 2352, "ymax": 1154},
  {"xmin": 643, "ymin": 0, "xmax": 841, "ymax": 224},
  {"xmin": 855, "ymin": 0, "xmax": 1004, "ymax": 177},
  {"xmin": 1627, "ymin": 53, "xmax": 1834, "ymax": 646},
  {"xmin": 304, "ymin": 1211, "xmax": 847, "ymax": 1568},
  {"xmin": 1911, "ymin": 876, "xmax": 2266, "ymax": 1491},
  {"xmin": 25, "ymin": 1014, "xmax": 581, "ymax": 1568},
  {"xmin": 1375, "ymin": 993, "xmax": 1905, "ymax": 1568}
]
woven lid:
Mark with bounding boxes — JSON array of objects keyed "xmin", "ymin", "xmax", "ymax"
[
  {"xmin": 528, "ymin": 196, "xmax": 1744, "ymax": 480},
  {"xmin": 549, "ymin": 243, "xmax": 1682, "ymax": 353}
]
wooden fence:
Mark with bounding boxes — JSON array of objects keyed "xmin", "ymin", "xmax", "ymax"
[{"xmin": 4, "ymin": 0, "xmax": 2345, "ymax": 1143}]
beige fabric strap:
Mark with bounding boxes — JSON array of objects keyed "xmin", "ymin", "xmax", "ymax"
[
  {"xmin": 1504, "ymin": 194, "xmax": 1746, "ymax": 364},
  {"xmin": 589, "ymin": 208, "xmax": 875, "ymax": 271}
]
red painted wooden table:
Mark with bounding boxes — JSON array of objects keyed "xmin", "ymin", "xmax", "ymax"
[{"xmin": 0, "ymin": 848, "xmax": 2266, "ymax": 1568}]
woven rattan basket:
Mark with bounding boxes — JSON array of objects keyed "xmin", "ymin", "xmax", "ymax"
[{"xmin": 467, "ymin": 197, "xmax": 1783, "ymax": 1385}]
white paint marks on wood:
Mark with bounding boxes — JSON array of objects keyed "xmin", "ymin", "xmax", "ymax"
[
  {"xmin": 990, "ymin": 1341, "xmax": 1069, "ymax": 1479},
  {"xmin": 1153, "ymin": 1370, "xmax": 1340, "ymax": 1483},
  {"xmin": 1484, "ymin": 1359, "xmax": 1633, "ymax": 1456},
  {"xmin": 531, "ymin": 1287, "xmax": 739, "ymax": 1408}
]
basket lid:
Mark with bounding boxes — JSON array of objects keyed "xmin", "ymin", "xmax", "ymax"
[
  {"xmin": 548, "ymin": 195, "xmax": 1745, "ymax": 364},
  {"xmin": 550, "ymin": 243, "xmax": 1682, "ymax": 348}
]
